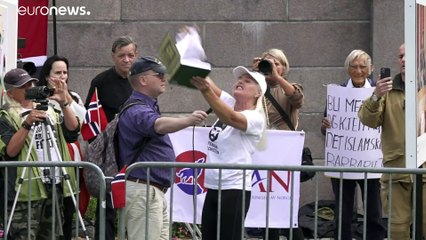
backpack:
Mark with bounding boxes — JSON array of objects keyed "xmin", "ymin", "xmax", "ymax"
[
  {"xmin": 83, "ymin": 100, "xmax": 145, "ymax": 197},
  {"xmin": 300, "ymin": 147, "xmax": 316, "ymax": 182},
  {"xmin": 298, "ymin": 200, "xmax": 335, "ymax": 238}
]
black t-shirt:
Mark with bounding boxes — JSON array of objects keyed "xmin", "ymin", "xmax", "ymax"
[{"xmin": 85, "ymin": 67, "xmax": 133, "ymax": 122}]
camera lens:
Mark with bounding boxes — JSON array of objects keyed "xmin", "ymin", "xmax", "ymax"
[
  {"xmin": 25, "ymin": 86, "xmax": 55, "ymax": 100},
  {"xmin": 258, "ymin": 60, "xmax": 272, "ymax": 75}
]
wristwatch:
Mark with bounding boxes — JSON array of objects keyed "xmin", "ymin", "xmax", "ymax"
[
  {"xmin": 21, "ymin": 121, "xmax": 32, "ymax": 130},
  {"xmin": 371, "ymin": 93, "xmax": 381, "ymax": 102},
  {"xmin": 60, "ymin": 101, "xmax": 70, "ymax": 109}
]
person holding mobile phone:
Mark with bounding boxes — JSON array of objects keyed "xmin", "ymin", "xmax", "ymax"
[
  {"xmin": 359, "ymin": 44, "xmax": 426, "ymax": 239},
  {"xmin": 370, "ymin": 66, "xmax": 393, "ymax": 102}
]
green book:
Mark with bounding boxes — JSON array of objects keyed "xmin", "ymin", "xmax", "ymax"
[{"xmin": 159, "ymin": 33, "xmax": 211, "ymax": 89}]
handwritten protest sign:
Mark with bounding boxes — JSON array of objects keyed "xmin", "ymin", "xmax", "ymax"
[{"xmin": 324, "ymin": 85, "xmax": 383, "ymax": 179}]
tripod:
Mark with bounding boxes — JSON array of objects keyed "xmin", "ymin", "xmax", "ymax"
[{"xmin": 6, "ymin": 103, "xmax": 89, "ymax": 240}]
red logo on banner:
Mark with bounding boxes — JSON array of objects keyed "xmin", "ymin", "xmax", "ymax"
[
  {"xmin": 251, "ymin": 170, "xmax": 291, "ymax": 193},
  {"xmin": 175, "ymin": 150, "xmax": 207, "ymax": 195}
]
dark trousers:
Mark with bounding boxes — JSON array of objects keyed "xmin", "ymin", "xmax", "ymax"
[
  {"xmin": 95, "ymin": 194, "xmax": 116, "ymax": 240},
  {"xmin": 36, "ymin": 183, "xmax": 64, "ymax": 240},
  {"xmin": 202, "ymin": 189, "xmax": 251, "ymax": 240},
  {"xmin": 264, "ymin": 227, "xmax": 305, "ymax": 240},
  {"xmin": 62, "ymin": 196, "xmax": 75, "ymax": 240},
  {"xmin": 331, "ymin": 178, "xmax": 385, "ymax": 240}
]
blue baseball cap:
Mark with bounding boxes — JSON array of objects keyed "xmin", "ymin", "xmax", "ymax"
[{"xmin": 129, "ymin": 56, "xmax": 167, "ymax": 76}]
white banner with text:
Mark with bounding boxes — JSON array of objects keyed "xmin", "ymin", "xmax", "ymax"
[
  {"xmin": 324, "ymin": 85, "xmax": 383, "ymax": 179},
  {"xmin": 168, "ymin": 127, "xmax": 304, "ymax": 228}
]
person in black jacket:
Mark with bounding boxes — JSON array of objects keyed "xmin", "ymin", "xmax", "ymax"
[
  {"xmin": 84, "ymin": 36, "xmax": 138, "ymax": 240},
  {"xmin": 85, "ymin": 36, "xmax": 137, "ymax": 121}
]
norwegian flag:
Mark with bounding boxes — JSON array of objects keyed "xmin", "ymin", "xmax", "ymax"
[
  {"xmin": 66, "ymin": 141, "xmax": 91, "ymax": 215},
  {"xmin": 81, "ymin": 89, "xmax": 108, "ymax": 141},
  {"xmin": 111, "ymin": 166, "xmax": 127, "ymax": 209}
]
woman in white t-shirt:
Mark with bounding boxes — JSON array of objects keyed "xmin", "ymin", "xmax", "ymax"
[
  {"xmin": 191, "ymin": 66, "xmax": 267, "ymax": 240},
  {"xmin": 38, "ymin": 55, "xmax": 87, "ymax": 240}
]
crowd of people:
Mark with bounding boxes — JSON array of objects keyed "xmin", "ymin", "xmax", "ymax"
[{"xmin": 0, "ymin": 27, "xmax": 421, "ymax": 240}]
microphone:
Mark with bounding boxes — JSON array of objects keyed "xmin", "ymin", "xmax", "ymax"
[{"xmin": 202, "ymin": 108, "xmax": 213, "ymax": 127}]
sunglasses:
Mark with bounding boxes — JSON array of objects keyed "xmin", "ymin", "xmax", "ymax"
[
  {"xmin": 144, "ymin": 72, "xmax": 165, "ymax": 79},
  {"xmin": 17, "ymin": 81, "xmax": 34, "ymax": 89}
]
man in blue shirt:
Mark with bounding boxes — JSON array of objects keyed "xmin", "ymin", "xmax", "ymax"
[{"xmin": 117, "ymin": 56, "xmax": 207, "ymax": 240}]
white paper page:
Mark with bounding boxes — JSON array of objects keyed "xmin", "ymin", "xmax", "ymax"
[{"xmin": 176, "ymin": 27, "xmax": 209, "ymax": 63}]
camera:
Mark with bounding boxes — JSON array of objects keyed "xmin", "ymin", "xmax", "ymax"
[
  {"xmin": 258, "ymin": 59, "xmax": 272, "ymax": 75},
  {"xmin": 25, "ymin": 86, "xmax": 54, "ymax": 101}
]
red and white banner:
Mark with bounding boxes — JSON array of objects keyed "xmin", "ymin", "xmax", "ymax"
[
  {"xmin": 168, "ymin": 127, "xmax": 304, "ymax": 228},
  {"xmin": 18, "ymin": 0, "xmax": 48, "ymax": 66}
]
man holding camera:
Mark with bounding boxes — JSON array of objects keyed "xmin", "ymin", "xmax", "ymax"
[{"xmin": 0, "ymin": 68, "xmax": 80, "ymax": 239}]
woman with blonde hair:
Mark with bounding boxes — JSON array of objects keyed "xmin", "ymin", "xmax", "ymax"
[
  {"xmin": 191, "ymin": 66, "xmax": 267, "ymax": 240},
  {"xmin": 251, "ymin": 48, "xmax": 305, "ymax": 240},
  {"xmin": 253, "ymin": 48, "xmax": 304, "ymax": 130}
]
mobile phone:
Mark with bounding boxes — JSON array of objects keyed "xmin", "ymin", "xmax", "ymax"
[{"xmin": 380, "ymin": 67, "xmax": 391, "ymax": 79}]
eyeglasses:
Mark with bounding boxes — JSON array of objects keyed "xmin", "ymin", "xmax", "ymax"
[
  {"xmin": 349, "ymin": 65, "xmax": 368, "ymax": 70},
  {"xmin": 144, "ymin": 72, "xmax": 165, "ymax": 79}
]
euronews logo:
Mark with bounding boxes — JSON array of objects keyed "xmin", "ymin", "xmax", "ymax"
[{"xmin": 18, "ymin": 5, "xmax": 91, "ymax": 16}]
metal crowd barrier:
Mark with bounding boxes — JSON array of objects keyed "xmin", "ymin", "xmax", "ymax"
[
  {"xmin": 2, "ymin": 161, "xmax": 426, "ymax": 240},
  {"xmin": 119, "ymin": 162, "xmax": 426, "ymax": 240},
  {"xmin": 0, "ymin": 161, "xmax": 106, "ymax": 240}
]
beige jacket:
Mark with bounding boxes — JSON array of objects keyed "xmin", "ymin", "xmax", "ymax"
[{"xmin": 265, "ymin": 83, "xmax": 304, "ymax": 130}]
